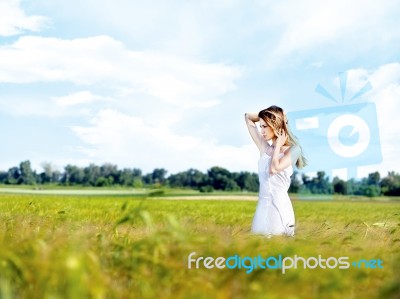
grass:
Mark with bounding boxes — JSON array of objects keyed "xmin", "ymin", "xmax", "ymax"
[{"xmin": 0, "ymin": 193, "xmax": 399, "ymax": 299}]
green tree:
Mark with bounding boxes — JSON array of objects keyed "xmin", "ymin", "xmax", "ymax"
[
  {"xmin": 152, "ymin": 168, "xmax": 168, "ymax": 184},
  {"xmin": 363, "ymin": 185, "xmax": 381, "ymax": 197},
  {"xmin": 83, "ymin": 164, "xmax": 101, "ymax": 186},
  {"xmin": 100, "ymin": 163, "xmax": 119, "ymax": 184},
  {"xmin": 95, "ymin": 176, "xmax": 114, "ymax": 187},
  {"xmin": 0, "ymin": 171, "xmax": 7, "ymax": 183},
  {"xmin": 288, "ymin": 171, "xmax": 301, "ymax": 193},
  {"xmin": 367, "ymin": 171, "xmax": 381, "ymax": 186},
  {"xmin": 6, "ymin": 167, "xmax": 20, "ymax": 184},
  {"xmin": 132, "ymin": 168, "xmax": 143, "ymax": 188},
  {"xmin": 61, "ymin": 165, "xmax": 85, "ymax": 185},
  {"xmin": 333, "ymin": 176, "xmax": 347, "ymax": 195},
  {"xmin": 359, "ymin": 172, "xmax": 381, "ymax": 197},
  {"xmin": 235, "ymin": 171, "xmax": 259, "ymax": 192},
  {"xmin": 119, "ymin": 168, "xmax": 134, "ymax": 186},
  {"xmin": 19, "ymin": 160, "xmax": 36, "ymax": 185},
  {"xmin": 381, "ymin": 171, "xmax": 400, "ymax": 196},
  {"xmin": 40, "ymin": 162, "xmax": 61, "ymax": 184},
  {"xmin": 167, "ymin": 168, "xmax": 208, "ymax": 189},
  {"xmin": 346, "ymin": 178, "xmax": 362, "ymax": 195},
  {"xmin": 301, "ymin": 171, "xmax": 332, "ymax": 194},
  {"xmin": 225, "ymin": 179, "xmax": 240, "ymax": 191},
  {"xmin": 207, "ymin": 166, "xmax": 238, "ymax": 191},
  {"xmin": 144, "ymin": 168, "xmax": 168, "ymax": 186}
]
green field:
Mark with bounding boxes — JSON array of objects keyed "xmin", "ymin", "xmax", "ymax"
[{"xmin": 0, "ymin": 192, "xmax": 399, "ymax": 299}]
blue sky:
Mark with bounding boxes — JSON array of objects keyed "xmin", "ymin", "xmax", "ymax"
[{"xmin": 0, "ymin": 0, "xmax": 399, "ymax": 179}]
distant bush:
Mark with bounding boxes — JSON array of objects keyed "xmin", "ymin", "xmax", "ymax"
[
  {"xmin": 148, "ymin": 190, "xmax": 165, "ymax": 197},
  {"xmin": 199, "ymin": 186, "xmax": 214, "ymax": 193}
]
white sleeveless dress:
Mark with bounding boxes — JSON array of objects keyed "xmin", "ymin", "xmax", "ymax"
[{"xmin": 251, "ymin": 149, "xmax": 295, "ymax": 237}]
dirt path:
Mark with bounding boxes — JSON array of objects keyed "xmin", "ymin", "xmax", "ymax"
[
  {"xmin": 150, "ymin": 195, "xmax": 257, "ymax": 201},
  {"xmin": 0, "ymin": 188, "xmax": 147, "ymax": 195}
]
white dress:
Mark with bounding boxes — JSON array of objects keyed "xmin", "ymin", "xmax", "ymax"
[{"xmin": 251, "ymin": 147, "xmax": 295, "ymax": 237}]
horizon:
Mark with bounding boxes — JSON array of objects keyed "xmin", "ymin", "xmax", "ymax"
[{"xmin": 0, "ymin": 158, "xmax": 394, "ymax": 183}]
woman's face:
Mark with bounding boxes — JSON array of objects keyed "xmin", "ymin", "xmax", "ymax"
[{"xmin": 259, "ymin": 118, "xmax": 275, "ymax": 141}]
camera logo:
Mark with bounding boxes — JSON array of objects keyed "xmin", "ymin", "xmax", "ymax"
[
  {"xmin": 287, "ymin": 72, "xmax": 382, "ymax": 175},
  {"xmin": 327, "ymin": 113, "xmax": 370, "ymax": 158}
]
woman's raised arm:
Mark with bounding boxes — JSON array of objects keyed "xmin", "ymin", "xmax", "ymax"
[{"xmin": 244, "ymin": 112, "xmax": 266, "ymax": 153}]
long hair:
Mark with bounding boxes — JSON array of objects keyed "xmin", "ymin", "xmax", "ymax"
[{"xmin": 258, "ymin": 105, "xmax": 307, "ymax": 169}]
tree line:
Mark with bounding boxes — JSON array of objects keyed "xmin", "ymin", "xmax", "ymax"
[{"xmin": 0, "ymin": 160, "xmax": 399, "ymax": 196}]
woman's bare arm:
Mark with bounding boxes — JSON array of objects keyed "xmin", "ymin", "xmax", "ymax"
[
  {"xmin": 270, "ymin": 130, "xmax": 300, "ymax": 174},
  {"xmin": 244, "ymin": 112, "xmax": 266, "ymax": 152},
  {"xmin": 270, "ymin": 145, "xmax": 300, "ymax": 174}
]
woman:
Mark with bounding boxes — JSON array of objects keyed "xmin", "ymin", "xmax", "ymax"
[{"xmin": 245, "ymin": 105, "xmax": 306, "ymax": 237}]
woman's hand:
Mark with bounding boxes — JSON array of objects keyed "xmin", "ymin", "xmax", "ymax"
[{"xmin": 275, "ymin": 129, "xmax": 287, "ymax": 148}]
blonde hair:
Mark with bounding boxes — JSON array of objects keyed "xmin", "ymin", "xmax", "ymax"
[{"xmin": 258, "ymin": 105, "xmax": 307, "ymax": 169}]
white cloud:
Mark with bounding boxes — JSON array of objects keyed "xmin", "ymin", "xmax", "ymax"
[
  {"xmin": 0, "ymin": 96, "xmax": 62, "ymax": 117},
  {"xmin": 70, "ymin": 109, "xmax": 257, "ymax": 173},
  {"xmin": 267, "ymin": 0, "xmax": 400, "ymax": 61},
  {"xmin": 0, "ymin": 93, "xmax": 101, "ymax": 118},
  {"xmin": 345, "ymin": 63, "xmax": 400, "ymax": 177},
  {"xmin": 0, "ymin": 0, "xmax": 48, "ymax": 36},
  {"xmin": 346, "ymin": 63, "xmax": 400, "ymax": 93},
  {"xmin": 0, "ymin": 35, "xmax": 241, "ymax": 109},
  {"xmin": 52, "ymin": 91, "xmax": 113, "ymax": 107},
  {"xmin": 0, "ymin": 31, "xmax": 242, "ymax": 172}
]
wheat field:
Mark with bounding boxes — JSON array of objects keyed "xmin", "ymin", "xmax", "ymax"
[{"xmin": 0, "ymin": 192, "xmax": 399, "ymax": 299}]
